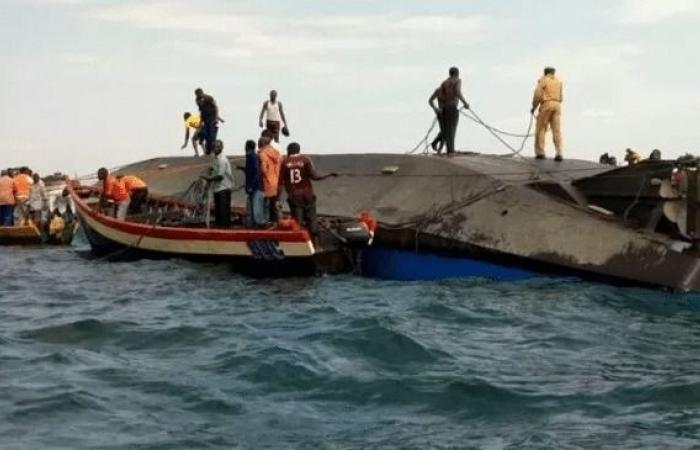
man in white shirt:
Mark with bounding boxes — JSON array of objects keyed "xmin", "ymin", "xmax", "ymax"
[
  {"xmin": 258, "ymin": 90, "xmax": 289, "ymax": 143},
  {"xmin": 201, "ymin": 140, "xmax": 235, "ymax": 228}
]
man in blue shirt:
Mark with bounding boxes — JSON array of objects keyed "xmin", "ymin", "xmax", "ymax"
[{"xmin": 238, "ymin": 139, "xmax": 266, "ymax": 228}]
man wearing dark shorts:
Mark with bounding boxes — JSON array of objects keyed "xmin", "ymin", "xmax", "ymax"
[
  {"xmin": 277, "ymin": 142, "xmax": 337, "ymax": 241},
  {"xmin": 258, "ymin": 90, "xmax": 289, "ymax": 143},
  {"xmin": 195, "ymin": 88, "xmax": 224, "ymax": 155},
  {"xmin": 428, "ymin": 67, "xmax": 470, "ymax": 156}
]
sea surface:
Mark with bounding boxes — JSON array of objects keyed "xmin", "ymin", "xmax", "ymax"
[{"xmin": 2, "ymin": 243, "xmax": 700, "ymax": 450}]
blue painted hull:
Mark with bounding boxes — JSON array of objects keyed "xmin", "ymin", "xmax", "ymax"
[{"xmin": 362, "ymin": 246, "xmax": 535, "ymax": 282}]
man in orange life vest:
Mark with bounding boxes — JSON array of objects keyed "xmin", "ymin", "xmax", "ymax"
[
  {"xmin": 0, "ymin": 169, "xmax": 15, "ymax": 226},
  {"xmin": 97, "ymin": 168, "xmax": 130, "ymax": 220},
  {"xmin": 13, "ymin": 167, "xmax": 33, "ymax": 225},
  {"xmin": 277, "ymin": 142, "xmax": 337, "ymax": 241},
  {"xmin": 258, "ymin": 135, "xmax": 282, "ymax": 223},
  {"xmin": 117, "ymin": 174, "xmax": 148, "ymax": 213}
]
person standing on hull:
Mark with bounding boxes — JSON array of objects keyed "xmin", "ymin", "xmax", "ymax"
[
  {"xmin": 195, "ymin": 88, "xmax": 225, "ymax": 156},
  {"xmin": 201, "ymin": 140, "xmax": 234, "ymax": 228},
  {"xmin": 531, "ymin": 67, "xmax": 564, "ymax": 161},
  {"xmin": 429, "ymin": 66, "xmax": 470, "ymax": 156},
  {"xmin": 258, "ymin": 135, "xmax": 282, "ymax": 224},
  {"xmin": 0, "ymin": 169, "xmax": 15, "ymax": 226},
  {"xmin": 258, "ymin": 90, "xmax": 289, "ymax": 143},
  {"xmin": 97, "ymin": 168, "xmax": 130, "ymax": 220},
  {"xmin": 181, "ymin": 112, "xmax": 204, "ymax": 157}
]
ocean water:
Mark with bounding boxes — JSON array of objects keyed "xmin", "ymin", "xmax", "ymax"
[{"xmin": 1, "ymin": 244, "xmax": 700, "ymax": 450}]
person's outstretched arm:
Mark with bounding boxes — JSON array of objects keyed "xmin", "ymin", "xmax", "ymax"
[
  {"xmin": 457, "ymin": 80, "xmax": 469, "ymax": 109},
  {"xmin": 181, "ymin": 128, "xmax": 190, "ymax": 149},
  {"xmin": 259, "ymin": 101, "xmax": 267, "ymax": 128},
  {"xmin": 428, "ymin": 89, "xmax": 439, "ymax": 115},
  {"xmin": 309, "ymin": 160, "xmax": 338, "ymax": 181}
]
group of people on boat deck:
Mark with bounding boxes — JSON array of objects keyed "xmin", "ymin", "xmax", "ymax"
[
  {"xmin": 0, "ymin": 166, "xmax": 51, "ymax": 226},
  {"xmin": 0, "ymin": 167, "xmax": 73, "ymax": 238},
  {"xmin": 183, "ymin": 86, "xmax": 333, "ymax": 239},
  {"xmin": 199, "ymin": 130, "xmax": 336, "ymax": 240},
  {"xmin": 96, "ymin": 168, "xmax": 149, "ymax": 220}
]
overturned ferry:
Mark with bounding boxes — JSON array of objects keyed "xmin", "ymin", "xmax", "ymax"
[{"xmin": 85, "ymin": 153, "xmax": 700, "ymax": 292}]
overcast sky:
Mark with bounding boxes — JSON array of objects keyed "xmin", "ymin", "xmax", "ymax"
[{"xmin": 1, "ymin": 0, "xmax": 699, "ymax": 176}]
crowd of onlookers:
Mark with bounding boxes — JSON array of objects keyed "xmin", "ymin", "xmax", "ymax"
[{"xmin": 598, "ymin": 148, "xmax": 663, "ymax": 167}]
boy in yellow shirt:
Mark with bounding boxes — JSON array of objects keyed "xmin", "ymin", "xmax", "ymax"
[{"xmin": 181, "ymin": 112, "xmax": 204, "ymax": 157}]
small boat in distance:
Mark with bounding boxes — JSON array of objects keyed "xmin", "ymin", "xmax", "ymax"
[{"xmin": 68, "ymin": 182, "xmax": 375, "ymax": 276}]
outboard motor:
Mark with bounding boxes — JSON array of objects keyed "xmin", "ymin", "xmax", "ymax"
[{"xmin": 336, "ymin": 219, "xmax": 373, "ymax": 246}]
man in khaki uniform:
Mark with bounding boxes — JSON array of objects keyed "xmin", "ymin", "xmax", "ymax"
[{"xmin": 531, "ymin": 67, "xmax": 563, "ymax": 161}]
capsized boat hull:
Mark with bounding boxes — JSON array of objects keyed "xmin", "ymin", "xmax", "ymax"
[{"xmin": 114, "ymin": 153, "xmax": 700, "ymax": 291}]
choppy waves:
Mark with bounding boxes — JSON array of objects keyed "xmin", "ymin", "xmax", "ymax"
[{"xmin": 1, "ymin": 246, "xmax": 700, "ymax": 449}]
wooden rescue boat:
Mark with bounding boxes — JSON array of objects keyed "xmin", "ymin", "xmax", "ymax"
[{"xmin": 68, "ymin": 183, "xmax": 374, "ymax": 276}]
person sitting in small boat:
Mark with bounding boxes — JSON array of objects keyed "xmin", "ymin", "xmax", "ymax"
[
  {"xmin": 237, "ymin": 139, "xmax": 266, "ymax": 228},
  {"xmin": 0, "ymin": 169, "xmax": 15, "ymax": 226},
  {"xmin": 200, "ymin": 139, "xmax": 234, "ymax": 228},
  {"xmin": 97, "ymin": 167, "xmax": 130, "ymax": 220},
  {"xmin": 28, "ymin": 173, "xmax": 48, "ymax": 225},
  {"xmin": 278, "ymin": 142, "xmax": 338, "ymax": 242},
  {"xmin": 13, "ymin": 167, "xmax": 33, "ymax": 225},
  {"xmin": 624, "ymin": 148, "xmax": 641, "ymax": 166},
  {"xmin": 48, "ymin": 210, "xmax": 66, "ymax": 242},
  {"xmin": 117, "ymin": 174, "xmax": 148, "ymax": 213},
  {"xmin": 53, "ymin": 188, "xmax": 74, "ymax": 222}
]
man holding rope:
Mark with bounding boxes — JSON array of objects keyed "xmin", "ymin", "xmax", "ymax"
[{"xmin": 429, "ymin": 66, "xmax": 470, "ymax": 156}]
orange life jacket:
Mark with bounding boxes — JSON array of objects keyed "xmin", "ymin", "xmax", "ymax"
[
  {"xmin": 13, "ymin": 174, "xmax": 32, "ymax": 199},
  {"xmin": 0, "ymin": 175, "xmax": 15, "ymax": 205},
  {"xmin": 121, "ymin": 175, "xmax": 147, "ymax": 191},
  {"xmin": 104, "ymin": 176, "xmax": 130, "ymax": 202}
]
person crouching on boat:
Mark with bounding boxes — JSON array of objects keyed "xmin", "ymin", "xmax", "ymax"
[
  {"xmin": 200, "ymin": 140, "xmax": 234, "ymax": 228},
  {"xmin": 278, "ymin": 142, "xmax": 337, "ymax": 242},
  {"xmin": 117, "ymin": 174, "xmax": 148, "ymax": 213},
  {"xmin": 237, "ymin": 139, "xmax": 266, "ymax": 228},
  {"xmin": 0, "ymin": 169, "xmax": 15, "ymax": 226},
  {"xmin": 97, "ymin": 168, "xmax": 130, "ymax": 220}
]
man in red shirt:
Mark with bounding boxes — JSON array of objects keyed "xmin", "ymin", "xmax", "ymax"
[{"xmin": 277, "ymin": 142, "xmax": 337, "ymax": 240}]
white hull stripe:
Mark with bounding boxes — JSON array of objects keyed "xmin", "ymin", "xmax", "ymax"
[{"xmin": 80, "ymin": 211, "xmax": 315, "ymax": 257}]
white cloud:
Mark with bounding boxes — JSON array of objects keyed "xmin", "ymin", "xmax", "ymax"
[
  {"xmin": 616, "ymin": 0, "xmax": 700, "ymax": 24},
  {"xmin": 84, "ymin": 2, "xmax": 491, "ymax": 58},
  {"xmin": 581, "ymin": 108, "xmax": 615, "ymax": 118}
]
